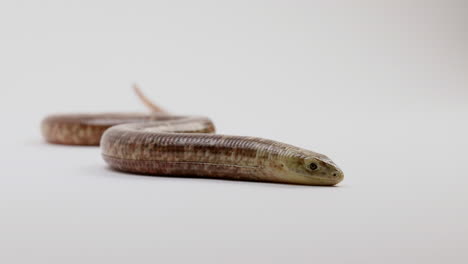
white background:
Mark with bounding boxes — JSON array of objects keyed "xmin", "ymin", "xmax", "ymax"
[{"xmin": 1, "ymin": 1, "xmax": 467, "ymax": 263}]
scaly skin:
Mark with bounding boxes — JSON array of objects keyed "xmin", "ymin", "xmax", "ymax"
[
  {"xmin": 42, "ymin": 113, "xmax": 175, "ymax": 145},
  {"xmin": 41, "ymin": 87, "xmax": 344, "ymax": 185}
]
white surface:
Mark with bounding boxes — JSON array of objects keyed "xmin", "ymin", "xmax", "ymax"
[{"xmin": 1, "ymin": 1, "xmax": 467, "ymax": 263}]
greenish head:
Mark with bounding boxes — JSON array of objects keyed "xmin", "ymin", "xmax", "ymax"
[{"xmin": 280, "ymin": 150, "xmax": 344, "ymax": 186}]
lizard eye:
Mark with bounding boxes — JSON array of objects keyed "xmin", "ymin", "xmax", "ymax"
[{"xmin": 309, "ymin": 163, "xmax": 318, "ymax": 170}]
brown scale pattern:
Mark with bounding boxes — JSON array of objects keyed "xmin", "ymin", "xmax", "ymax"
[{"xmin": 42, "ymin": 113, "xmax": 344, "ymax": 185}]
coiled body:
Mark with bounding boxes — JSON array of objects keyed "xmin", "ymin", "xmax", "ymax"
[
  {"xmin": 42, "ymin": 113, "xmax": 343, "ymax": 185},
  {"xmin": 42, "ymin": 87, "xmax": 343, "ymax": 186}
]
